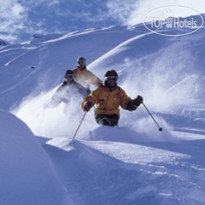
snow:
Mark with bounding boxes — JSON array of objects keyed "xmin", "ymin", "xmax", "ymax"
[
  {"xmin": 0, "ymin": 109, "xmax": 72, "ymax": 205},
  {"xmin": 0, "ymin": 17, "xmax": 205, "ymax": 204},
  {"xmin": 46, "ymin": 132, "xmax": 205, "ymax": 205}
]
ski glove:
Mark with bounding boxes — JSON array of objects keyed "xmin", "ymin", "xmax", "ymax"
[
  {"xmin": 83, "ymin": 101, "xmax": 93, "ymax": 112},
  {"xmin": 133, "ymin": 95, "xmax": 143, "ymax": 107}
]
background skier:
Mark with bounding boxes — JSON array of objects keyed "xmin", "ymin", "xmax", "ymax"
[
  {"xmin": 46, "ymin": 70, "xmax": 90, "ymax": 108},
  {"xmin": 72, "ymin": 57, "xmax": 102, "ymax": 89}
]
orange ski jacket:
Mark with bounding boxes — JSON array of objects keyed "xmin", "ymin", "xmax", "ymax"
[
  {"xmin": 81, "ymin": 85, "xmax": 138, "ymax": 116},
  {"xmin": 73, "ymin": 67, "xmax": 102, "ymax": 89}
]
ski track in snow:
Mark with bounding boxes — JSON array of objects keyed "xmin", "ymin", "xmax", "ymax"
[
  {"xmin": 45, "ymin": 134, "xmax": 205, "ymax": 205},
  {"xmin": 0, "ymin": 70, "xmax": 36, "ymax": 96}
]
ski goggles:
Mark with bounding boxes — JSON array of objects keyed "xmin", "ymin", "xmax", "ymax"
[
  {"xmin": 105, "ymin": 76, "xmax": 118, "ymax": 81},
  {"xmin": 65, "ymin": 74, "xmax": 74, "ymax": 79},
  {"xmin": 78, "ymin": 59, "xmax": 85, "ymax": 64}
]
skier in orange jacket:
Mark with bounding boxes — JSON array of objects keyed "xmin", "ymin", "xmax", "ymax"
[
  {"xmin": 81, "ymin": 70, "xmax": 143, "ymax": 126},
  {"xmin": 71, "ymin": 57, "xmax": 102, "ymax": 89}
]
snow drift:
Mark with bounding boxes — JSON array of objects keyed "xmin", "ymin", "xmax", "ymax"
[{"xmin": 0, "ymin": 109, "xmax": 72, "ymax": 205}]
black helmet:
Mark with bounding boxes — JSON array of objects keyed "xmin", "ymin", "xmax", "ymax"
[
  {"xmin": 77, "ymin": 57, "xmax": 86, "ymax": 63},
  {"xmin": 65, "ymin": 69, "xmax": 74, "ymax": 78},
  {"xmin": 104, "ymin": 70, "xmax": 118, "ymax": 78}
]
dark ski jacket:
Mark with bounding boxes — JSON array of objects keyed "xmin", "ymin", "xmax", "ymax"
[{"xmin": 50, "ymin": 80, "xmax": 91, "ymax": 107}]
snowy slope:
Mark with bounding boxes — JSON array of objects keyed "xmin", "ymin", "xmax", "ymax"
[
  {"xmin": 0, "ymin": 18, "xmax": 205, "ymax": 205},
  {"xmin": 46, "ymin": 130, "xmax": 205, "ymax": 205},
  {"xmin": 9, "ymin": 23, "xmax": 205, "ymax": 138},
  {"xmin": 0, "ymin": 109, "xmax": 72, "ymax": 205},
  {"xmin": 0, "ymin": 26, "xmax": 144, "ymax": 110}
]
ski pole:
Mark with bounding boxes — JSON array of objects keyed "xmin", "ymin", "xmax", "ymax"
[
  {"xmin": 72, "ymin": 111, "xmax": 87, "ymax": 140},
  {"xmin": 142, "ymin": 102, "xmax": 163, "ymax": 132}
]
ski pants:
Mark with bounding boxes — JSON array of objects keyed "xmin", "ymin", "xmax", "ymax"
[{"xmin": 95, "ymin": 114, "xmax": 119, "ymax": 127}]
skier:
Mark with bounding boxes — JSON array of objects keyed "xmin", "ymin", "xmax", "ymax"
[
  {"xmin": 71, "ymin": 57, "xmax": 102, "ymax": 89},
  {"xmin": 46, "ymin": 70, "xmax": 91, "ymax": 108},
  {"xmin": 81, "ymin": 70, "xmax": 143, "ymax": 126}
]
